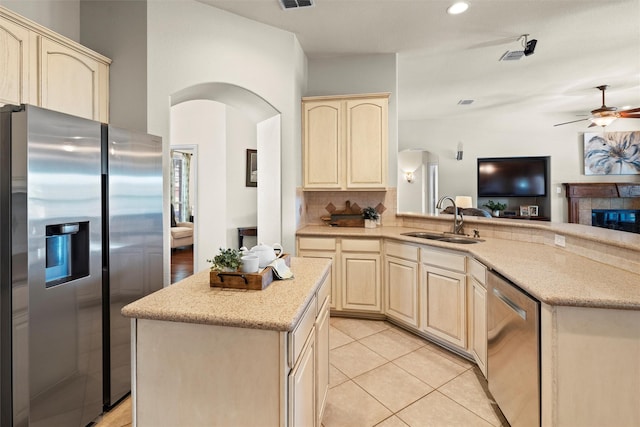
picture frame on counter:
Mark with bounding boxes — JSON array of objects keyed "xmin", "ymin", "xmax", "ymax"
[
  {"xmin": 529, "ymin": 205, "xmax": 539, "ymax": 216},
  {"xmin": 246, "ymin": 149, "xmax": 257, "ymax": 187},
  {"xmin": 520, "ymin": 206, "xmax": 530, "ymax": 216}
]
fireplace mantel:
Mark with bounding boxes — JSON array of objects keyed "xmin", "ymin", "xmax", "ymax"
[{"xmin": 564, "ymin": 183, "xmax": 640, "ymax": 223}]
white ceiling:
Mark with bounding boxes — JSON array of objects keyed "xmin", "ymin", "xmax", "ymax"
[{"xmin": 198, "ymin": 0, "xmax": 640, "ymax": 124}]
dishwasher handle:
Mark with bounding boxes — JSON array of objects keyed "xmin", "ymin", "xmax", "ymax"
[{"xmin": 493, "ymin": 287, "xmax": 527, "ymax": 320}]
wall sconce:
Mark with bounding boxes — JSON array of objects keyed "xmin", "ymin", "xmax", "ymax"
[
  {"xmin": 456, "ymin": 142, "xmax": 463, "ymax": 161},
  {"xmin": 398, "ymin": 149, "xmax": 423, "ymax": 184},
  {"xmin": 404, "ymin": 171, "xmax": 415, "ymax": 183}
]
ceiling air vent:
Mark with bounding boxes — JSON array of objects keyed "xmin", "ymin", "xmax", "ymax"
[
  {"xmin": 458, "ymin": 99, "xmax": 474, "ymax": 105},
  {"xmin": 279, "ymin": 0, "xmax": 315, "ymax": 9},
  {"xmin": 499, "ymin": 50, "xmax": 525, "ymax": 61}
]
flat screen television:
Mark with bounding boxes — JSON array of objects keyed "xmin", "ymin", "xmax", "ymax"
[{"xmin": 477, "ymin": 157, "xmax": 547, "ymax": 197}]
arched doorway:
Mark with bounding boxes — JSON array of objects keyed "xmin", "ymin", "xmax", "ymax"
[{"xmin": 170, "ymin": 83, "xmax": 281, "ymax": 274}]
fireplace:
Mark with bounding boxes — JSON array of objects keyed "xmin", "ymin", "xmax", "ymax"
[
  {"xmin": 592, "ymin": 209, "xmax": 640, "ymax": 234},
  {"xmin": 564, "ymin": 183, "xmax": 640, "ymax": 233}
]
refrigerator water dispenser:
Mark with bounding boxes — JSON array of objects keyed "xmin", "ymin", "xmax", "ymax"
[{"xmin": 45, "ymin": 222, "xmax": 90, "ymax": 287}]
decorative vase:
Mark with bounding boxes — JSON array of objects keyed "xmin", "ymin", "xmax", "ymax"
[
  {"xmin": 364, "ymin": 219, "xmax": 377, "ymax": 228},
  {"xmin": 493, "ymin": 210, "xmax": 500, "ymax": 217}
]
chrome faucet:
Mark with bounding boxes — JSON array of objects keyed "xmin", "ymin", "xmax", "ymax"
[{"xmin": 436, "ymin": 196, "xmax": 464, "ymax": 235}]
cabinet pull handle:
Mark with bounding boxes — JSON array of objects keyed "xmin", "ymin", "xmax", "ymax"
[{"xmin": 493, "ymin": 287, "xmax": 527, "ymax": 320}]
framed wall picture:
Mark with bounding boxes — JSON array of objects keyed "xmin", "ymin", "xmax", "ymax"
[
  {"xmin": 584, "ymin": 131, "xmax": 640, "ymax": 175},
  {"xmin": 528, "ymin": 205, "xmax": 539, "ymax": 216},
  {"xmin": 246, "ymin": 149, "xmax": 257, "ymax": 187},
  {"xmin": 519, "ymin": 205, "xmax": 530, "ymax": 216}
]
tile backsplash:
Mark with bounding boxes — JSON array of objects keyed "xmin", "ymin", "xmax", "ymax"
[{"xmin": 298, "ymin": 188, "xmax": 399, "ymax": 227}]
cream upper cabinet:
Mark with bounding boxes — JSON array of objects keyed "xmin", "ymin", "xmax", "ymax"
[
  {"xmin": 0, "ymin": 16, "xmax": 33, "ymax": 106},
  {"xmin": 384, "ymin": 241, "xmax": 420, "ymax": 327},
  {"xmin": 0, "ymin": 7, "xmax": 110, "ymax": 122},
  {"xmin": 302, "ymin": 93, "xmax": 389, "ymax": 190},
  {"xmin": 39, "ymin": 36, "xmax": 108, "ymax": 122},
  {"xmin": 420, "ymin": 247, "xmax": 467, "ymax": 349},
  {"xmin": 303, "ymin": 99, "xmax": 342, "ymax": 189}
]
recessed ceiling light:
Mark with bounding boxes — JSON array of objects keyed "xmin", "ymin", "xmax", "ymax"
[{"xmin": 447, "ymin": 2, "xmax": 469, "ymax": 15}]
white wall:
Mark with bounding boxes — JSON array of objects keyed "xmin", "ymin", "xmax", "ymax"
[
  {"xmin": 226, "ymin": 106, "xmax": 258, "ymax": 248},
  {"xmin": 400, "ymin": 113, "xmax": 640, "ymax": 222},
  {"xmin": 147, "ymin": 0, "xmax": 306, "ymax": 280},
  {"xmin": 306, "ymin": 54, "xmax": 399, "ymax": 183},
  {"xmin": 171, "ymin": 100, "xmax": 227, "ymax": 273},
  {"xmin": 257, "ymin": 115, "xmax": 282, "ymax": 246}
]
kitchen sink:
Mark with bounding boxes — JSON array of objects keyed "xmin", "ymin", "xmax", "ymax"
[
  {"xmin": 438, "ymin": 236, "xmax": 483, "ymax": 244},
  {"xmin": 401, "ymin": 231, "xmax": 446, "ymax": 240},
  {"xmin": 401, "ymin": 231, "xmax": 483, "ymax": 244}
]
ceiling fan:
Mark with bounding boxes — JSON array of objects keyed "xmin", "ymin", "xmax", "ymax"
[{"xmin": 554, "ymin": 85, "xmax": 640, "ymax": 128}]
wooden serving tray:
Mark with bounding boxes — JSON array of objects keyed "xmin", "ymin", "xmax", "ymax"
[{"xmin": 209, "ymin": 254, "xmax": 291, "ymax": 291}]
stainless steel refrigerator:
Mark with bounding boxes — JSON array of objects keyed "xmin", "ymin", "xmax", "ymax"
[{"xmin": 0, "ymin": 105, "xmax": 162, "ymax": 426}]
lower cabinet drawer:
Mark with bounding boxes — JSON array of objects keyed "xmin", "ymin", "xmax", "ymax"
[
  {"xmin": 421, "ymin": 247, "xmax": 466, "ymax": 273},
  {"xmin": 385, "ymin": 240, "xmax": 419, "ymax": 261},
  {"xmin": 342, "ymin": 238, "xmax": 380, "ymax": 252},
  {"xmin": 289, "ymin": 294, "xmax": 317, "ymax": 368},
  {"xmin": 317, "ymin": 272, "xmax": 331, "ymax": 312},
  {"xmin": 298, "ymin": 237, "xmax": 336, "ymax": 251},
  {"xmin": 468, "ymin": 258, "xmax": 487, "ymax": 286}
]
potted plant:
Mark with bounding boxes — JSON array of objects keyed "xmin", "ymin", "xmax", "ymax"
[
  {"xmin": 207, "ymin": 247, "xmax": 242, "ymax": 272},
  {"xmin": 362, "ymin": 206, "xmax": 380, "ymax": 228},
  {"xmin": 482, "ymin": 200, "xmax": 507, "ymax": 217}
]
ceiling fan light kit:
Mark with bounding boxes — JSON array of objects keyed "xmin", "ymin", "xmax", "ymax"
[{"xmin": 589, "ymin": 116, "xmax": 617, "ymax": 127}]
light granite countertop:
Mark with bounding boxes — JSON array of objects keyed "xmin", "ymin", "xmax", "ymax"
[
  {"xmin": 297, "ymin": 225, "xmax": 640, "ymax": 310},
  {"xmin": 121, "ymin": 257, "xmax": 331, "ymax": 331}
]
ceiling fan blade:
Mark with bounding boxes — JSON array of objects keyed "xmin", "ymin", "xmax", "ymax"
[
  {"xmin": 618, "ymin": 107, "xmax": 640, "ymax": 118},
  {"xmin": 553, "ymin": 118, "xmax": 588, "ymax": 127}
]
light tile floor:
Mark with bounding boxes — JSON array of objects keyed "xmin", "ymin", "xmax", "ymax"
[
  {"xmin": 324, "ymin": 317, "xmax": 508, "ymax": 427},
  {"xmin": 96, "ymin": 317, "xmax": 507, "ymax": 427}
]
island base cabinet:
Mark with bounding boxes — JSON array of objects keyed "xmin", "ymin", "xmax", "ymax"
[
  {"xmin": 289, "ymin": 330, "xmax": 316, "ymax": 427},
  {"xmin": 315, "ymin": 298, "xmax": 330, "ymax": 425},
  {"xmin": 133, "ymin": 319, "xmax": 283, "ymax": 426},
  {"xmin": 541, "ymin": 305, "xmax": 640, "ymax": 426}
]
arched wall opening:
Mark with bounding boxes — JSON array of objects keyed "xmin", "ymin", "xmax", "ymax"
[{"xmin": 170, "ymin": 82, "xmax": 282, "ymax": 274}]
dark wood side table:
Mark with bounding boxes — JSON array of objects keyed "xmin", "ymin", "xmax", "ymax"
[{"xmin": 237, "ymin": 226, "xmax": 257, "ymax": 249}]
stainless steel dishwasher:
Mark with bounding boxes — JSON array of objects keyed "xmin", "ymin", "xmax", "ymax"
[{"xmin": 487, "ymin": 271, "xmax": 540, "ymax": 427}]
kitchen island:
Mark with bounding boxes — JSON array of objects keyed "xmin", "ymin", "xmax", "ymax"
[
  {"xmin": 122, "ymin": 257, "xmax": 332, "ymax": 427},
  {"xmin": 296, "ymin": 220, "xmax": 640, "ymax": 426}
]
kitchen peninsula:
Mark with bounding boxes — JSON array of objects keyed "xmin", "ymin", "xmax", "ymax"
[
  {"xmin": 122, "ymin": 257, "xmax": 332, "ymax": 427},
  {"xmin": 297, "ymin": 215, "xmax": 640, "ymax": 426}
]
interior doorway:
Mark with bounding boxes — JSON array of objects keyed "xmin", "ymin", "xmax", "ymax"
[
  {"xmin": 169, "ymin": 83, "xmax": 281, "ymax": 274},
  {"xmin": 170, "ymin": 144, "xmax": 197, "ymax": 283}
]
